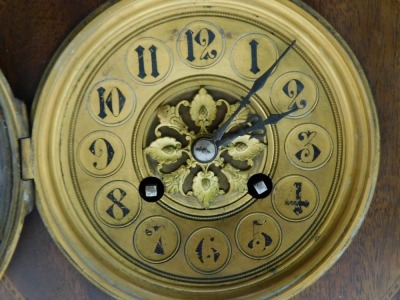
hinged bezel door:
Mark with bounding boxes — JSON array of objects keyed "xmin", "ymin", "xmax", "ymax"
[{"xmin": 0, "ymin": 69, "xmax": 33, "ymax": 278}]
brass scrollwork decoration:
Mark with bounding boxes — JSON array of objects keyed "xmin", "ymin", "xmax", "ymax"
[{"xmin": 145, "ymin": 88, "xmax": 266, "ymax": 208}]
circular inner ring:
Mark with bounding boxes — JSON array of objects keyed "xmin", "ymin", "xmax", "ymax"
[{"xmin": 133, "ymin": 75, "xmax": 277, "ymax": 219}]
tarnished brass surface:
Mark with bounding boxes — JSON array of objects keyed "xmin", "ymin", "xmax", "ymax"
[
  {"xmin": 0, "ymin": 71, "xmax": 33, "ymax": 279},
  {"xmin": 32, "ymin": 0, "xmax": 379, "ymax": 299},
  {"xmin": 144, "ymin": 87, "xmax": 267, "ymax": 209}
]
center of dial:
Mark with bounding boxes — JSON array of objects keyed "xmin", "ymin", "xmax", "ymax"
[
  {"xmin": 133, "ymin": 76, "xmax": 277, "ymax": 219},
  {"xmin": 191, "ymin": 138, "xmax": 218, "ymax": 163}
]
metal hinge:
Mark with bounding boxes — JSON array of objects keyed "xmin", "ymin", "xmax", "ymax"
[
  {"xmin": 19, "ymin": 137, "xmax": 34, "ymax": 215},
  {"xmin": 19, "ymin": 138, "xmax": 34, "ymax": 181}
]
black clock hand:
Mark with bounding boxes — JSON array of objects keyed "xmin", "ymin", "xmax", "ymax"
[
  {"xmin": 217, "ymin": 103, "xmax": 301, "ymax": 147},
  {"xmin": 212, "ymin": 40, "xmax": 296, "ymax": 145},
  {"xmin": 195, "ymin": 146, "xmax": 211, "ymax": 154}
]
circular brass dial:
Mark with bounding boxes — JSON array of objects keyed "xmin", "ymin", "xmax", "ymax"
[{"xmin": 33, "ymin": 1, "xmax": 379, "ymax": 299}]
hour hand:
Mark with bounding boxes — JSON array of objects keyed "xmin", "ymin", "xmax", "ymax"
[{"xmin": 217, "ymin": 103, "xmax": 301, "ymax": 147}]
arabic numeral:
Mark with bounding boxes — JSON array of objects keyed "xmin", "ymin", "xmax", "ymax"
[
  {"xmin": 89, "ymin": 138, "xmax": 115, "ymax": 170},
  {"xmin": 285, "ymin": 182, "xmax": 310, "ymax": 215},
  {"xmin": 185, "ymin": 30, "xmax": 196, "ymax": 62},
  {"xmin": 195, "ymin": 237, "xmax": 220, "ymax": 264},
  {"xmin": 247, "ymin": 220, "xmax": 272, "ymax": 251},
  {"xmin": 135, "ymin": 44, "xmax": 160, "ymax": 79},
  {"xmin": 295, "ymin": 131, "xmax": 321, "ymax": 163},
  {"xmin": 249, "ymin": 39, "xmax": 261, "ymax": 74},
  {"xmin": 185, "ymin": 28, "xmax": 218, "ymax": 62},
  {"xmin": 145, "ymin": 225, "xmax": 166, "ymax": 255},
  {"xmin": 97, "ymin": 86, "xmax": 126, "ymax": 119},
  {"xmin": 105, "ymin": 188, "xmax": 130, "ymax": 220},
  {"xmin": 283, "ymin": 79, "xmax": 307, "ymax": 109}
]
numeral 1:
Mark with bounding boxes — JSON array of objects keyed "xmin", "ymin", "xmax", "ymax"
[
  {"xmin": 249, "ymin": 39, "xmax": 261, "ymax": 74},
  {"xmin": 185, "ymin": 30, "xmax": 196, "ymax": 62}
]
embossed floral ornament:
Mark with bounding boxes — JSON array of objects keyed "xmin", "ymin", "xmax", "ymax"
[
  {"xmin": 190, "ymin": 88, "xmax": 217, "ymax": 130},
  {"xmin": 145, "ymin": 137, "xmax": 183, "ymax": 164},
  {"xmin": 227, "ymin": 135, "xmax": 265, "ymax": 166},
  {"xmin": 145, "ymin": 88, "xmax": 266, "ymax": 208},
  {"xmin": 190, "ymin": 171, "xmax": 224, "ymax": 208}
]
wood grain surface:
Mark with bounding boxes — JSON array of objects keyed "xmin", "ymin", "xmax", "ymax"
[{"xmin": 0, "ymin": 0, "xmax": 398, "ymax": 299}]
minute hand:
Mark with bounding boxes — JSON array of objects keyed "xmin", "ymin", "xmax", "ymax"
[
  {"xmin": 217, "ymin": 104, "xmax": 300, "ymax": 148},
  {"xmin": 212, "ymin": 40, "xmax": 296, "ymax": 144}
]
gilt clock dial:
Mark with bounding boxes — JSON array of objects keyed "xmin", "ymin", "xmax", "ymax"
[{"xmin": 33, "ymin": 0, "xmax": 379, "ymax": 299}]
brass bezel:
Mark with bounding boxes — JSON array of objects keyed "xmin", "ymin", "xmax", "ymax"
[{"xmin": 32, "ymin": 1, "xmax": 380, "ymax": 299}]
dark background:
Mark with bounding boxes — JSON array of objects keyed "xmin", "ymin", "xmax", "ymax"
[{"xmin": 0, "ymin": 0, "xmax": 398, "ymax": 299}]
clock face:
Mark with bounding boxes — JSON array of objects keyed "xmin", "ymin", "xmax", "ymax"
[{"xmin": 33, "ymin": 0, "xmax": 379, "ymax": 299}]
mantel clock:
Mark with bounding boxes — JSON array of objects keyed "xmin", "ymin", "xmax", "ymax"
[{"xmin": 0, "ymin": 0, "xmax": 379, "ymax": 299}]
